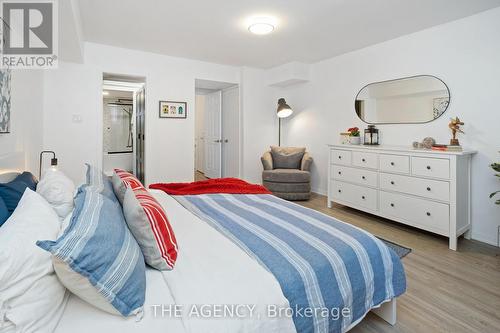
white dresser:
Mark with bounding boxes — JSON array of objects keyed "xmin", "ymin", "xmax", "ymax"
[{"xmin": 327, "ymin": 144, "xmax": 476, "ymax": 250}]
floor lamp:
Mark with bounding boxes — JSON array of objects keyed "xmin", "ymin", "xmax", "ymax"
[{"xmin": 277, "ymin": 98, "xmax": 293, "ymax": 146}]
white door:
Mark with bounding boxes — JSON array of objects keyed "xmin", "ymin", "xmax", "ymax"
[
  {"xmin": 221, "ymin": 86, "xmax": 240, "ymax": 177},
  {"xmin": 195, "ymin": 95, "xmax": 205, "ymax": 173},
  {"xmin": 204, "ymin": 91, "xmax": 222, "ymax": 178}
]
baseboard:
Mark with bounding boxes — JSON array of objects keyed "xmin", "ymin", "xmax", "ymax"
[
  {"xmin": 312, "ymin": 187, "xmax": 327, "ymax": 196},
  {"xmin": 471, "ymin": 230, "xmax": 500, "ymax": 247}
]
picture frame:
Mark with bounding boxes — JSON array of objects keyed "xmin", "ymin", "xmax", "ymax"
[
  {"xmin": 159, "ymin": 100, "xmax": 187, "ymax": 119},
  {"xmin": 0, "ymin": 69, "xmax": 12, "ymax": 134}
]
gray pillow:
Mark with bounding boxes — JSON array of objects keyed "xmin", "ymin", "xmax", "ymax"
[
  {"xmin": 271, "ymin": 151, "xmax": 305, "ymax": 169},
  {"xmin": 111, "ymin": 172, "xmax": 126, "ymax": 205},
  {"xmin": 270, "ymin": 146, "xmax": 306, "ymax": 155}
]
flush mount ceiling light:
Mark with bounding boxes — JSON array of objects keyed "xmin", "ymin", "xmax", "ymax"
[
  {"xmin": 102, "ymin": 91, "xmax": 109, "ymax": 95},
  {"xmin": 247, "ymin": 16, "xmax": 277, "ymax": 35}
]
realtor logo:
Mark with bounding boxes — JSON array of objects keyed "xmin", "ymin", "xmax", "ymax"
[{"xmin": 1, "ymin": 0, "xmax": 58, "ymax": 68}]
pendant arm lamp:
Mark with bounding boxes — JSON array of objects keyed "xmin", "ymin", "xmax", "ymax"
[{"xmin": 277, "ymin": 98, "xmax": 293, "ymax": 146}]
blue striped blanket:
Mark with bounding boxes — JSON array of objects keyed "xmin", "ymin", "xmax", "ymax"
[{"xmin": 174, "ymin": 194, "xmax": 406, "ymax": 333}]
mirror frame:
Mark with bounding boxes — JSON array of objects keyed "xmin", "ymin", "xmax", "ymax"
[{"xmin": 354, "ymin": 74, "xmax": 451, "ymax": 125}]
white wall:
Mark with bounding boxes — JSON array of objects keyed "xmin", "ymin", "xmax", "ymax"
[
  {"xmin": 42, "ymin": 43, "xmax": 240, "ymax": 185},
  {"xmin": 272, "ymin": 8, "xmax": 500, "ymax": 245},
  {"xmin": 0, "ymin": 70, "xmax": 44, "ymax": 174},
  {"xmin": 240, "ymin": 67, "xmax": 277, "ymax": 183}
]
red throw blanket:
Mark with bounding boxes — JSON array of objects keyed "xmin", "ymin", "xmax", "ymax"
[{"xmin": 149, "ymin": 178, "xmax": 272, "ymax": 195}]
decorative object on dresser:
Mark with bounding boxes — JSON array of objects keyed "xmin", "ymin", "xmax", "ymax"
[
  {"xmin": 363, "ymin": 125, "xmax": 379, "ymax": 145},
  {"xmin": 327, "ymin": 144, "xmax": 476, "ymax": 250},
  {"xmin": 340, "ymin": 132, "xmax": 351, "ymax": 144},
  {"xmin": 448, "ymin": 116, "xmax": 464, "ymax": 146},
  {"xmin": 261, "ymin": 146, "xmax": 312, "ymax": 200},
  {"xmin": 347, "ymin": 127, "xmax": 360, "ymax": 145},
  {"xmin": 421, "ymin": 137, "xmax": 436, "ymax": 149},
  {"xmin": 276, "ymin": 98, "xmax": 293, "ymax": 146}
]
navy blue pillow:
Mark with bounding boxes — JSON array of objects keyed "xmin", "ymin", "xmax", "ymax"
[
  {"xmin": 0, "ymin": 172, "xmax": 38, "ymax": 218},
  {"xmin": 0, "ymin": 197, "xmax": 8, "ymax": 227}
]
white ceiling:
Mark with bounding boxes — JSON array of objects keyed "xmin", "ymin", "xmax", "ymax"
[{"xmin": 78, "ymin": 0, "xmax": 500, "ymax": 68}]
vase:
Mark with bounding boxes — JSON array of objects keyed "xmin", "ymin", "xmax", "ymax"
[{"xmin": 349, "ymin": 136, "xmax": 361, "ymax": 145}]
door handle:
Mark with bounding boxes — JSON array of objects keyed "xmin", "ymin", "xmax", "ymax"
[{"xmin": 224, "ymin": 139, "xmax": 229, "ymax": 143}]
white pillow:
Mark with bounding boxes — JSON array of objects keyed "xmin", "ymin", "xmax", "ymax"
[
  {"xmin": 0, "ymin": 188, "xmax": 68, "ymax": 333},
  {"xmin": 36, "ymin": 170, "xmax": 75, "ymax": 220}
]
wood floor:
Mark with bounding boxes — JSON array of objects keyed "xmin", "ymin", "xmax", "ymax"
[{"xmin": 299, "ymin": 193, "xmax": 500, "ymax": 333}]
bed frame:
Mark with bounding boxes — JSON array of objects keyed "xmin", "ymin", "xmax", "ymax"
[{"xmin": 372, "ymin": 298, "xmax": 397, "ymax": 325}]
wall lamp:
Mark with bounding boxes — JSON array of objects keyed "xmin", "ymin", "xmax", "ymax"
[{"xmin": 39, "ymin": 151, "xmax": 58, "ymax": 179}]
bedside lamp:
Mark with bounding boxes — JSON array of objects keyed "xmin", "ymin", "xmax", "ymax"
[
  {"xmin": 277, "ymin": 98, "xmax": 293, "ymax": 146},
  {"xmin": 39, "ymin": 151, "xmax": 58, "ymax": 179}
]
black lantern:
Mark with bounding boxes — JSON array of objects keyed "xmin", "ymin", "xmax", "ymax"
[{"xmin": 364, "ymin": 125, "xmax": 379, "ymax": 145}]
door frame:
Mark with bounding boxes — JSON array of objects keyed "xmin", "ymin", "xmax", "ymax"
[
  {"xmin": 100, "ymin": 75, "xmax": 146, "ymax": 177},
  {"xmin": 194, "ymin": 80, "xmax": 241, "ymax": 179}
]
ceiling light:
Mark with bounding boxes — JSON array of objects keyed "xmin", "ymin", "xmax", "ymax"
[
  {"xmin": 248, "ymin": 16, "xmax": 276, "ymax": 35},
  {"xmin": 102, "ymin": 91, "xmax": 109, "ymax": 95}
]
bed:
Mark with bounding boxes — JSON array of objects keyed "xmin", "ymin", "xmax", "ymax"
[
  {"xmin": 0, "ymin": 154, "xmax": 405, "ymax": 333},
  {"xmin": 55, "ymin": 190, "xmax": 404, "ymax": 333}
]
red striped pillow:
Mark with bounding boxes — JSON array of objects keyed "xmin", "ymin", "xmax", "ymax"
[
  {"xmin": 122, "ymin": 187, "xmax": 178, "ymax": 270},
  {"xmin": 114, "ymin": 169, "xmax": 143, "ymax": 190}
]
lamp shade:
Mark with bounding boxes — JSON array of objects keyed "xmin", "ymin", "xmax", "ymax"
[{"xmin": 277, "ymin": 98, "xmax": 293, "ymax": 118}]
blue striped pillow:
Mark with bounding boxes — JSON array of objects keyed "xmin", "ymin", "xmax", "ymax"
[
  {"xmin": 85, "ymin": 163, "xmax": 116, "ymax": 201},
  {"xmin": 37, "ymin": 185, "xmax": 146, "ymax": 316}
]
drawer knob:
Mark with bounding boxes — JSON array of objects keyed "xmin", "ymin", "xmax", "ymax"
[
  {"xmin": 390, "ymin": 203, "xmax": 395, "ymax": 207},
  {"xmin": 390, "ymin": 162, "xmax": 395, "ymax": 166},
  {"xmin": 362, "ymin": 176, "xmax": 366, "ymax": 180},
  {"xmin": 362, "ymin": 196, "xmax": 366, "ymax": 200},
  {"xmin": 362, "ymin": 158, "xmax": 366, "ymax": 162},
  {"xmin": 426, "ymin": 212, "xmax": 431, "ymax": 216},
  {"xmin": 338, "ymin": 156, "xmax": 342, "ymax": 159},
  {"xmin": 390, "ymin": 181, "xmax": 395, "ymax": 185},
  {"xmin": 427, "ymin": 187, "xmax": 431, "ymax": 191},
  {"xmin": 338, "ymin": 189, "xmax": 342, "ymax": 193},
  {"xmin": 338, "ymin": 171, "xmax": 341, "ymax": 175},
  {"xmin": 426, "ymin": 165, "xmax": 431, "ymax": 170}
]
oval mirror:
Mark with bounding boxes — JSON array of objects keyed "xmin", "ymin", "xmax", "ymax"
[{"xmin": 355, "ymin": 75, "xmax": 450, "ymax": 124}]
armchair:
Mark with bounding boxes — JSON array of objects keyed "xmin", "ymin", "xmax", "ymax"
[{"xmin": 261, "ymin": 146, "xmax": 313, "ymax": 200}]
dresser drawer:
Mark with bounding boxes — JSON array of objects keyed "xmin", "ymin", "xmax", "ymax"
[
  {"xmin": 412, "ymin": 157, "xmax": 450, "ymax": 179},
  {"xmin": 332, "ymin": 181, "xmax": 377, "ymax": 211},
  {"xmin": 380, "ymin": 173, "xmax": 450, "ymax": 202},
  {"xmin": 332, "ymin": 165, "xmax": 378, "ymax": 187},
  {"xmin": 379, "ymin": 154, "xmax": 410, "ymax": 174},
  {"xmin": 380, "ymin": 191, "xmax": 449, "ymax": 235},
  {"xmin": 331, "ymin": 149, "xmax": 352, "ymax": 166},
  {"xmin": 352, "ymin": 151, "xmax": 378, "ymax": 169}
]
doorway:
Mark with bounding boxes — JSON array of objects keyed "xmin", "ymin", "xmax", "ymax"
[
  {"xmin": 102, "ymin": 74, "xmax": 146, "ymax": 183},
  {"xmin": 194, "ymin": 79, "xmax": 240, "ymax": 180}
]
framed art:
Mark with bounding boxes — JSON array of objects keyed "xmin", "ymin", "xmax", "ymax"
[
  {"xmin": 159, "ymin": 100, "xmax": 187, "ymax": 119},
  {"xmin": 0, "ymin": 69, "xmax": 12, "ymax": 133}
]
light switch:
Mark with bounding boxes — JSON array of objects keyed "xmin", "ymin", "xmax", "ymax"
[{"xmin": 72, "ymin": 114, "xmax": 82, "ymax": 123}]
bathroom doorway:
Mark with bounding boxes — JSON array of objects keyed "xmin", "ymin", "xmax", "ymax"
[{"xmin": 102, "ymin": 74, "xmax": 146, "ymax": 183}]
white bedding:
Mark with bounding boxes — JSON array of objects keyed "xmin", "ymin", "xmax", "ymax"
[{"xmin": 55, "ymin": 190, "xmax": 296, "ymax": 333}]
